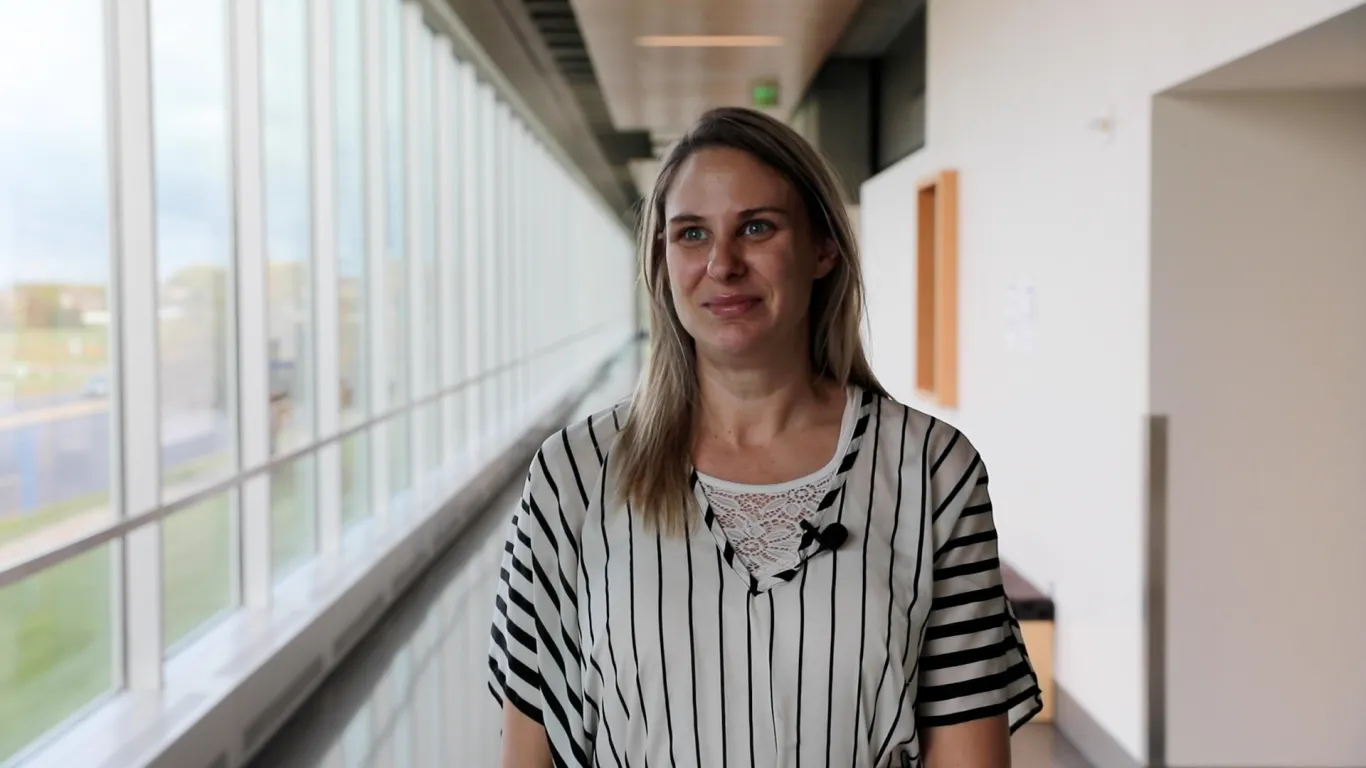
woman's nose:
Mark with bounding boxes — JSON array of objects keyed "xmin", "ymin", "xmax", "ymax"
[{"xmin": 706, "ymin": 238, "xmax": 744, "ymax": 281}]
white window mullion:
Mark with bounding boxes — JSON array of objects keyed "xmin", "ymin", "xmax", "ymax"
[
  {"xmin": 507, "ymin": 111, "xmax": 519, "ymax": 426},
  {"xmin": 518, "ymin": 125, "xmax": 530, "ymax": 419},
  {"xmin": 435, "ymin": 45, "xmax": 459, "ymax": 467},
  {"xmin": 540, "ymin": 146, "xmax": 552, "ymax": 384},
  {"xmin": 401, "ymin": 4, "xmax": 427, "ymax": 500},
  {"xmin": 111, "ymin": 0, "xmax": 163, "ymax": 689},
  {"xmin": 510, "ymin": 116, "xmax": 521, "ymax": 420},
  {"xmin": 486, "ymin": 94, "xmax": 502, "ymax": 442},
  {"xmin": 495, "ymin": 100, "xmax": 510, "ymax": 436},
  {"xmin": 559, "ymin": 169, "xmax": 569, "ymax": 372},
  {"xmin": 476, "ymin": 82, "xmax": 495, "ymax": 454},
  {"xmin": 230, "ymin": 0, "xmax": 273, "ymax": 609},
  {"xmin": 532, "ymin": 142, "xmax": 546, "ymax": 398},
  {"xmin": 509, "ymin": 121, "xmax": 520, "ymax": 420},
  {"xmin": 553, "ymin": 163, "xmax": 563, "ymax": 371},
  {"xmin": 488, "ymin": 85, "xmax": 501, "ymax": 447},
  {"xmin": 491, "ymin": 101, "xmax": 504, "ymax": 436},
  {"xmin": 310, "ymin": 0, "xmax": 341, "ymax": 554},
  {"xmin": 363, "ymin": 0, "xmax": 391, "ymax": 525},
  {"xmin": 460, "ymin": 73, "xmax": 481, "ymax": 460}
]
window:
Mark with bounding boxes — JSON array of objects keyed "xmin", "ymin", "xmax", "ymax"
[
  {"xmin": 262, "ymin": 0, "xmax": 316, "ymax": 576},
  {"xmin": 0, "ymin": 3, "xmax": 115, "ymax": 759},
  {"xmin": 340, "ymin": 434, "xmax": 369, "ymax": 534},
  {"xmin": 263, "ymin": 0, "xmax": 314, "ymax": 455},
  {"xmin": 152, "ymin": 0, "xmax": 236, "ymax": 497},
  {"xmin": 163, "ymin": 492, "xmax": 235, "ymax": 651},
  {"xmin": 336, "ymin": 0, "xmax": 369, "ymax": 530},
  {"xmin": 0, "ymin": 0, "xmax": 641, "ymax": 758},
  {"xmin": 272, "ymin": 456, "xmax": 316, "ymax": 580},
  {"xmin": 0, "ymin": 546, "xmax": 113, "ymax": 762},
  {"xmin": 0, "ymin": 2, "xmax": 115, "ymax": 557},
  {"xmin": 336, "ymin": 0, "xmax": 367, "ymax": 431},
  {"xmin": 150, "ymin": 0, "xmax": 239, "ymax": 659}
]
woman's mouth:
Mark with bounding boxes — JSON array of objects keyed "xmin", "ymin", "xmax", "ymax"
[{"xmin": 705, "ymin": 296, "xmax": 761, "ymax": 318}]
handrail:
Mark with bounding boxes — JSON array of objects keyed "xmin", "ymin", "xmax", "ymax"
[{"xmin": 0, "ymin": 323, "xmax": 619, "ymax": 590}]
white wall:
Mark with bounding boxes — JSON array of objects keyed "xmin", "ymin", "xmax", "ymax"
[
  {"xmin": 1151, "ymin": 90, "xmax": 1366, "ymax": 767},
  {"xmin": 857, "ymin": 0, "xmax": 1365, "ymax": 761}
]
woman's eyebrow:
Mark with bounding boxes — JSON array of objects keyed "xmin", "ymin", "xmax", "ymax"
[
  {"xmin": 738, "ymin": 206, "xmax": 788, "ymax": 218},
  {"xmin": 667, "ymin": 206, "xmax": 788, "ymax": 225}
]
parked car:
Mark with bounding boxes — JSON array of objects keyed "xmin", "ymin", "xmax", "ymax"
[{"xmin": 82, "ymin": 374, "xmax": 110, "ymax": 398}]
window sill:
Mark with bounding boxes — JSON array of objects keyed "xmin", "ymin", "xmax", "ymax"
[{"xmin": 15, "ymin": 343, "xmax": 629, "ymax": 768}]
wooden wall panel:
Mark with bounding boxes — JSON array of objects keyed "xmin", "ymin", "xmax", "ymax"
[{"xmin": 915, "ymin": 169, "xmax": 958, "ymax": 406}]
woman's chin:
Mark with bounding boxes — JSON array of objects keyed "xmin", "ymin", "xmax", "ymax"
[{"xmin": 697, "ymin": 327, "xmax": 772, "ymax": 361}]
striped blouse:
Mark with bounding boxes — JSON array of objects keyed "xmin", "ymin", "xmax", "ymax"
[{"xmin": 488, "ymin": 386, "xmax": 1042, "ymax": 768}]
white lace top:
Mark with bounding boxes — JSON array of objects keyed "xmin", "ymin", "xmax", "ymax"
[{"xmin": 696, "ymin": 386, "xmax": 859, "ymax": 581}]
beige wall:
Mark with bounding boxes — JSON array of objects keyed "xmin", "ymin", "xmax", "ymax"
[
  {"xmin": 1151, "ymin": 90, "xmax": 1366, "ymax": 767},
  {"xmin": 858, "ymin": 0, "xmax": 1365, "ymax": 761}
]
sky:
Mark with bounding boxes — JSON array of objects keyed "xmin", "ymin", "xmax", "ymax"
[{"xmin": 0, "ymin": 0, "xmax": 313, "ymax": 289}]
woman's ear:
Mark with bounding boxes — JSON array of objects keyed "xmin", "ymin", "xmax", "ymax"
[{"xmin": 814, "ymin": 237, "xmax": 839, "ymax": 279}]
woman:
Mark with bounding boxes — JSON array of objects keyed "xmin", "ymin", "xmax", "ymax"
[{"xmin": 490, "ymin": 107, "xmax": 1040, "ymax": 768}]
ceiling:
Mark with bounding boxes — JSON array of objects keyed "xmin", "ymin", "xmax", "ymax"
[
  {"xmin": 1174, "ymin": 2, "xmax": 1366, "ymax": 92},
  {"xmin": 471, "ymin": 0, "xmax": 897, "ymax": 216},
  {"xmin": 570, "ymin": 0, "xmax": 865, "ymax": 140}
]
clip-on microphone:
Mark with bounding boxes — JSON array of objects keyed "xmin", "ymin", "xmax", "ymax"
[{"xmin": 800, "ymin": 519, "xmax": 848, "ymax": 552}]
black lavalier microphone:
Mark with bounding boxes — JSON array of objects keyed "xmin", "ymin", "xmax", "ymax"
[{"xmin": 800, "ymin": 519, "xmax": 849, "ymax": 552}]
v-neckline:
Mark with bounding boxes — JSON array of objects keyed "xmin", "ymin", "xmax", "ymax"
[{"xmin": 690, "ymin": 386, "xmax": 875, "ymax": 595}]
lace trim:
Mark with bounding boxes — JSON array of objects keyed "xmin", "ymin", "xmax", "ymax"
[
  {"xmin": 694, "ymin": 385, "xmax": 865, "ymax": 585},
  {"xmin": 700, "ymin": 469, "xmax": 835, "ymax": 580}
]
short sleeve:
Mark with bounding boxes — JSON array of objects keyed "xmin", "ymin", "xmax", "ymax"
[
  {"xmin": 917, "ymin": 431, "xmax": 1042, "ymax": 732},
  {"xmin": 487, "ymin": 445, "xmax": 587, "ymax": 761},
  {"xmin": 487, "ymin": 468, "xmax": 546, "ymax": 721}
]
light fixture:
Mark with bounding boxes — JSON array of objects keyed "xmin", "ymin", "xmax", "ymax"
[{"xmin": 634, "ymin": 35, "xmax": 784, "ymax": 48}]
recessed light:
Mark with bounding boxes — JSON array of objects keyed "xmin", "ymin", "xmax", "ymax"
[{"xmin": 634, "ymin": 35, "xmax": 784, "ymax": 48}]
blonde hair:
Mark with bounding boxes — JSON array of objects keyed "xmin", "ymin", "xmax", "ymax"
[{"xmin": 615, "ymin": 107, "xmax": 886, "ymax": 533}]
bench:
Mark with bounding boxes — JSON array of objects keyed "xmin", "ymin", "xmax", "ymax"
[{"xmin": 1003, "ymin": 563, "xmax": 1055, "ymax": 723}]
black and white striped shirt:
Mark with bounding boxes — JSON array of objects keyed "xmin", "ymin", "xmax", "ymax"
[{"xmin": 489, "ymin": 386, "xmax": 1041, "ymax": 767}]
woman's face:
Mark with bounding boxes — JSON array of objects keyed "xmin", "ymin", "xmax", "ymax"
[{"xmin": 662, "ymin": 147, "xmax": 836, "ymax": 363}]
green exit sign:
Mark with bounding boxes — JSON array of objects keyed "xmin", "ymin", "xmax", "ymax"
[{"xmin": 752, "ymin": 80, "xmax": 780, "ymax": 108}]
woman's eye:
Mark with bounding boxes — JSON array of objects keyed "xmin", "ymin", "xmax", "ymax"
[
  {"xmin": 680, "ymin": 227, "xmax": 706, "ymax": 242},
  {"xmin": 742, "ymin": 220, "xmax": 774, "ymax": 236}
]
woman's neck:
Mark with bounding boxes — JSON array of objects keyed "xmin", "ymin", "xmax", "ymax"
[{"xmin": 694, "ymin": 351, "xmax": 840, "ymax": 449}]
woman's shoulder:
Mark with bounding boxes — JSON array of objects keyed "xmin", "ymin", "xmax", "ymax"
[
  {"xmin": 863, "ymin": 387, "xmax": 981, "ymax": 469},
  {"xmin": 533, "ymin": 397, "xmax": 632, "ymax": 478}
]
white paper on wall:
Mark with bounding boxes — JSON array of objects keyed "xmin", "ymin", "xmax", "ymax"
[{"xmin": 1006, "ymin": 281, "xmax": 1036, "ymax": 353}]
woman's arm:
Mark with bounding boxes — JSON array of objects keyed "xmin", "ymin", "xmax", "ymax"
[
  {"xmin": 921, "ymin": 714, "xmax": 1010, "ymax": 768},
  {"xmin": 500, "ymin": 702, "xmax": 552, "ymax": 768},
  {"xmin": 916, "ymin": 429, "xmax": 1041, "ymax": 765}
]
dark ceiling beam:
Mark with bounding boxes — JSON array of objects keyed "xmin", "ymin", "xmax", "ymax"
[
  {"xmin": 431, "ymin": 0, "xmax": 638, "ymax": 225},
  {"xmin": 530, "ymin": 17, "xmax": 580, "ymax": 33},
  {"xmin": 524, "ymin": 0, "xmax": 570, "ymax": 13},
  {"xmin": 597, "ymin": 130, "xmax": 654, "ymax": 165},
  {"xmin": 833, "ymin": 0, "xmax": 927, "ymax": 57}
]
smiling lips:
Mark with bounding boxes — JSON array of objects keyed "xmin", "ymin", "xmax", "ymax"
[{"xmin": 704, "ymin": 295, "xmax": 761, "ymax": 318}]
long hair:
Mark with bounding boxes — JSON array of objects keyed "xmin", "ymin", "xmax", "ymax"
[{"xmin": 615, "ymin": 106, "xmax": 886, "ymax": 533}]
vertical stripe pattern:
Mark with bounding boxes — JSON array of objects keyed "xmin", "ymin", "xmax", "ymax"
[{"xmin": 489, "ymin": 388, "xmax": 1042, "ymax": 767}]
